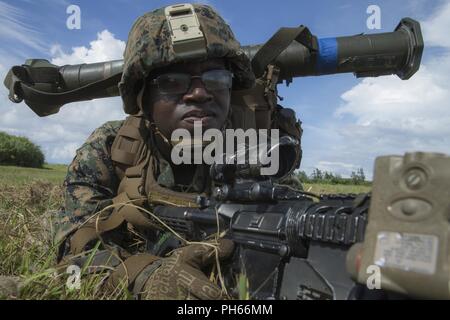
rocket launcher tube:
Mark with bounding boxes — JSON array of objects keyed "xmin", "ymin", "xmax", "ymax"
[
  {"xmin": 247, "ymin": 18, "xmax": 423, "ymax": 82},
  {"xmin": 3, "ymin": 18, "xmax": 423, "ymax": 116}
]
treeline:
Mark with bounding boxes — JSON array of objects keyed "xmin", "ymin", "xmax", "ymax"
[
  {"xmin": 0, "ymin": 132, "xmax": 45, "ymax": 168},
  {"xmin": 296, "ymin": 168, "xmax": 370, "ymax": 185}
]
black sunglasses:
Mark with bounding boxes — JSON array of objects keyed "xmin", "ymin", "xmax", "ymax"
[{"xmin": 149, "ymin": 69, "xmax": 233, "ymax": 95}]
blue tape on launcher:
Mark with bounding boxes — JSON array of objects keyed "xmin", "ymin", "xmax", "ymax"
[{"xmin": 316, "ymin": 38, "xmax": 338, "ymax": 74}]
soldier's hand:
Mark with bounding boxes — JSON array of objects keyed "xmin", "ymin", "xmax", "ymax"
[{"xmin": 141, "ymin": 238, "xmax": 234, "ymax": 300}]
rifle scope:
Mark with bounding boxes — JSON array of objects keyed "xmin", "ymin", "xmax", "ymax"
[{"xmin": 4, "ymin": 18, "xmax": 423, "ymax": 117}]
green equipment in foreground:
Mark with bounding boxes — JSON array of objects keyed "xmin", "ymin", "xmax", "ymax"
[
  {"xmin": 347, "ymin": 152, "xmax": 450, "ymax": 299},
  {"xmin": 147, "ymin": 150, "xmax": 450, "ymax": 300},
  {"xmin": 3, "ymin": 18, "xmax": 423, "ymax": 117}
]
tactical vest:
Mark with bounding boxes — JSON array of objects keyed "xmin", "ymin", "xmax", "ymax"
[{"xmin": 68, "ymin": 65, "xmax": 303, "ymax": 256}]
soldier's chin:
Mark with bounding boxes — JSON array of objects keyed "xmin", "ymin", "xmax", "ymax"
[{"xmin": 180, "ymin": 116, "xmax": 219, "ymax": 132}]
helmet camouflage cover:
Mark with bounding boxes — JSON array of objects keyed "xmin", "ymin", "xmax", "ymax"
[{"xmin": 119, "ymin": 3, "xmax": 255, "ymax": 115}]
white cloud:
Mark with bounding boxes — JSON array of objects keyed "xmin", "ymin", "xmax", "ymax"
[
  {"xmin": 422, "ymin": 0, "xmax": 450, "ymax": 48},
  {"xmin": 336, "ymin": 62, "xmax": 450, "ymax": 138},
  {"xmin": 47, "ymin": 142, "xmax": 79, "ymax": 162},
  {"xmin": 50, "ymin": 30, "xmax": 126, "ymax": 65},
  {"xmin": 307, "ymin": 1, "xmax": 450, "ymax": 180},
  {"xmin": 0, "ymin": 29, "xmax": 126, "ymax": 164}
]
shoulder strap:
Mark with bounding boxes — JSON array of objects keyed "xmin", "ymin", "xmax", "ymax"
[
  {"xmin": 111, "ymin": 113, "xmax": 150, "ymax": 180},
  {"xmin": 69, "ymin": 149, "xmax": 201, "ymax": 255},
  {"xmin": 251, "ymin": 26, "xmax": 317, "ymax": 78},
  {"xmin": 143, "ymin": 156, "xmax": 201, "ymax": 208}
]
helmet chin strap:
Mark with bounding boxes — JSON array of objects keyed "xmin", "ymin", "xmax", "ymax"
[{"xmin": 136, "ymin": 82, "xmax": 172, "ymax": 148}]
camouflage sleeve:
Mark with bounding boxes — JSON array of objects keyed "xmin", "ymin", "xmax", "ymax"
[{"xmin": 54, "ymin": 120, "xmax": 124, "ymax": 245}]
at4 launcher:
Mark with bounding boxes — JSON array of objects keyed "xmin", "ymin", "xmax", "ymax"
[{"xmin": 4, "ymin": 18, "xmax": 423, "ymax": 117}]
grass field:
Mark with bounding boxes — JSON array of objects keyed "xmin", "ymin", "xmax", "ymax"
[
  {"xmin": 302, "ymin": 182, "xmax": 371, "ymax": 195},
  {"xmin": 0, "ymin": 164, "xmax": 371, "ymax": 299},
  {"xmin": 0, "ymin": 164, "xmax": 371, "ymax": 194},
  {"xmin": 0, "ymin": 164, "xmax": 68, "ymax": 185}
]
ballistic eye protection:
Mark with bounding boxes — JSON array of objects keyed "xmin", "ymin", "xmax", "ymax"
[{"xmin": 149, "ymin": 69, "xmax": 233, "ymax": 95}]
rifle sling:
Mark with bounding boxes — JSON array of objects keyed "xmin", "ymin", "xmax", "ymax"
[{"xmin": 252, "ymin": 26, "xmax": 316, "ymax": 77}]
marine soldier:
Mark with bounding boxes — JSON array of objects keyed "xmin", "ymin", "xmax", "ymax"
[{"xmin": 53, "ymin": 3, "xmax": 302, "ymax": 299}]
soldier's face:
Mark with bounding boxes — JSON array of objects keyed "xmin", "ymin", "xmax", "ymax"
[{"xmin": 145, "ymin": 59, "xmax": 231, "ymax": 137}]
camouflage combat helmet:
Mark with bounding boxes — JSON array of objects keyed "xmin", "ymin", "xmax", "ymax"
[{"xmin": 119, "ymin": 3, "xmax": 255, "ymax": 115}]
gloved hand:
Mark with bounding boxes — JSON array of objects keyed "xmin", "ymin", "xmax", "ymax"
[{"xmin": 141, "ymin": 238, "xmax": 234, "ymax": 300}]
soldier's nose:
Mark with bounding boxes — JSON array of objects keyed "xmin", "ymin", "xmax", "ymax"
[{"xmin": 183, "ymin": 79, "xmax": 213, "ymax": 104}]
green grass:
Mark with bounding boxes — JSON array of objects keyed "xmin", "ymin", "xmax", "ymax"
[
  {"xmin": 0, "ymin": 164, "xmax": 67, "ymax": 186},
  {"xmin": 0, "ymin": 164, "xmax": 372, "ymax": 194},
  {"xmin": 0, "ymin": 164, "xmax": 128, "ymax": 299},
  {"xmin": 303, "ymin": 183, "xmax": 371, "ymax": 195},
  {"xmin": 0, "ymin": 164, "xmax": 371, "ymax": 299}
]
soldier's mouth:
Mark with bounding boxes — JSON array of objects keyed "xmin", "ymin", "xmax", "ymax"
[{"xmin": 181, "ymin": 110, "xmax": 215, "ymax": 123}]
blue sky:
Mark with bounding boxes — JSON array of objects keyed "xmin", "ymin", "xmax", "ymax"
[{"xmin": 1, "ymin": 0, "xmax": 450, "ymax": 179}]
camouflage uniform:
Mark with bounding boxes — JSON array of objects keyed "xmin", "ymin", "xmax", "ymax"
[
  {"xmin": 56, "ymin": 120, "xmax": 122, "ymax": 244},
  {"xmin": 54, "ymin": 120, "xmax": 209, "ymax": 255},
  {"xmin": 54, "ymin": 3, "xmax": 255, "ymax": 256},
  {"xmin": 53, "ymin": 3, "xmax": 301, "ymax": 299}
]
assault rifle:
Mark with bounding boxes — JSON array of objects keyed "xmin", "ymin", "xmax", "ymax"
[{"xmin": 150, "ymin": 144, "xmax": 450, "ymax": 300}]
